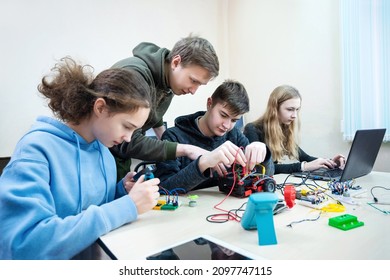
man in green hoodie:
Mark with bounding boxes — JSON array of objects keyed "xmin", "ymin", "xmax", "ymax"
[{"xmin": 110, "ymin": 35, "xmax": 220, "ymax": 181}]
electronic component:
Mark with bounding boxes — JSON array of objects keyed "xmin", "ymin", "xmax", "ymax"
[
  {"xmin": 294, "ymin": 188, "xmax": 333, "ymax": 209},
  {"xmin": 144, "ymin": 168, "xmax": 154, "ymax": 180},
  {"xmin": 273, "ymin": 199, "xmax": 288, "ymax": 215},
  {"xmin": 327, "ymin": 180, "xmax": 355, "ymax": 195},
  {"xmin": 295, "ymin": 188, "xmax": 327, "ymax": 204},
  {"xmin": 217, "ymin": 164, "xmax": 276, "ymax": 198},
  {"xmin": 153, "ymin": 195, "xmax": 179, "ymax": 210},
  {"xmin": 187, "ymin": 195, "xmax": 199, "ymax": 207},
  {"xmin": 133, "ymin": 165, "xmax": 156, "ymax": 181}
]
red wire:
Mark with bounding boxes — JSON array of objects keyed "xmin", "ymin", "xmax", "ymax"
[{"xmin": 211, "ymin": 147, "xmax": 244, "ymax": 222}]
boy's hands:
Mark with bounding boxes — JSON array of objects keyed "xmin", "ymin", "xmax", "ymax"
[
  {"xmin": 198, "ymin": 141, "xmax": 246, "ymax": 175},
  {"xmin": 199, "ymin": 141, "xmax": 267, "ymax": 177},
  {"xmin": 244, "ymin": 142, "xmax": 267, "ymax": 171}
]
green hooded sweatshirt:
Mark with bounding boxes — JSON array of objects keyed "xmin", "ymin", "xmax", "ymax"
[{"xmin": 110, "ymin": 42, "xmax": 178, "ymax": 181}]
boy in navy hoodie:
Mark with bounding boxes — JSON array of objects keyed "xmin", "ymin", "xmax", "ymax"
[{"xmin": 155, "ymin": 80, "xmax": 274, "ymax": 193}]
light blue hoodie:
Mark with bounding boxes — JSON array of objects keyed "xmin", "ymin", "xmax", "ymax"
[{"xmin": 0, "ymin": 116, "xmax": 138, "ymax": 259}]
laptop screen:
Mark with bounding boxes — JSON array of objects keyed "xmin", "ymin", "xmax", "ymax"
[
  {"xmin": 340, "ymin": 128, "xmax": 386, "ymax": 181},
  {"xmin": 292, "ymin": 128, "xmax": 386, "ymax": 181}
]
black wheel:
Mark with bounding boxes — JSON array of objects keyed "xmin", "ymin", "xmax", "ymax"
[{"xmin": 262, "ymin": 179, "xmax": 276, "ymax": 192}]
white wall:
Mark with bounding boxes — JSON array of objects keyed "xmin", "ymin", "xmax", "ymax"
[
  {"xmin": 0, "ymin": 0, "xmax": 228, "ymax": 155},
  {"xmin": 228, "ymin": 0, "xmax": 389, "ymax": 172},
  {"xmin": 1, "ymin": 0, "xmax": 389, "ymax": 171}
]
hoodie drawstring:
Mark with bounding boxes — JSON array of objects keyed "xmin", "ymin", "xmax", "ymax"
[
  {"xmin": 73, "ymin": 132, "xmax": 83, "ymax": 213},
  {"xmin": 97, "ymin": 143, "xmax": 109, "ymax": 204}
]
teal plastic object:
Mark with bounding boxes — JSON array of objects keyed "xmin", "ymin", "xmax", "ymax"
[{"xmin": 241, "ymin": 192, "xmax": 279, "ymax": 245}]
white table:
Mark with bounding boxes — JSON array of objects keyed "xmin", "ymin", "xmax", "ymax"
[{"xmin": 98, "ymin": 171, "xmax": 390, "ymax": 260}]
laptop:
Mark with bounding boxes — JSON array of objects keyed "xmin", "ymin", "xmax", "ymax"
[{"xmin": 293, "ymin": 128, "xmax": 386, "ymax": 181}]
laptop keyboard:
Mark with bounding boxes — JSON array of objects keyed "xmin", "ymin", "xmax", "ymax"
[{"xmin": 312, "ymin": 168, "xmax": 343, "ymax": 177}]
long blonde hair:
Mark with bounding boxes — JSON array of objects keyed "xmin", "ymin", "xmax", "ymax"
[{"xmin": 252, "ymin": 85, "xmax": 302, "ymax": 161}]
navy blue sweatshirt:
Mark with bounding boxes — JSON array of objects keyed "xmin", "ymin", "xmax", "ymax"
[{"xmin": 155, "ymin": 111, "xmax": 274, "ymax": 192}]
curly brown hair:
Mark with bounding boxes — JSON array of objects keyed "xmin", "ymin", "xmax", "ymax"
[{"xmin": 38, "ymin": 57, "xmax": 153, "ymax": 125}]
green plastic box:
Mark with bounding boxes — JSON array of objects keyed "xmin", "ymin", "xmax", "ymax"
[{"xmin": 328, "ymin": 214, "xmax": 364, "ymax": 231}]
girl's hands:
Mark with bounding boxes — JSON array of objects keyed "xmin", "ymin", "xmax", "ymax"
[{"xmin": 124, "ymin": 172, "xmax": 160, "ymax": 215}]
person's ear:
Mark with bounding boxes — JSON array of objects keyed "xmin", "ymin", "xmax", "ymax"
[
  {"xmin": 94, "ymin": 98, "xmax": 107, "ymax": 117},
  {"xmin": 171, "ymin": 55, "xmax": 182, "ymax": 70},
  {"xmin": 207, "ymin": 97, "xmax": 212, "ymax": 109}
]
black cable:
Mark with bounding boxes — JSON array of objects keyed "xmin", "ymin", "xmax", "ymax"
[
  {"xmin": 286, "ymin": 211, "xmax": 323, "ymax": 228},
  {"xmin": 370, "ymin": 185, "xmax": 390, "ymax": 203},
  {"xmin": 206, "ymin": 202, "xmax": 246, "ymax": 223}
]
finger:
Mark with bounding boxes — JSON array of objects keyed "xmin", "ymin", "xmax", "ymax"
[
  {"xmin": 152, "ymin": 189, "xmax": 160, "ymax": 198},
  {"xmin": 229, "ymin": 148, "xmax": 246, "ymax": 166},
  {"xmin": 244, "ymin": 150, "xmax": 256, "ymax": 171},
  {"xmin": 247, "ymin": 149, "xmax": 261, "ymax": 171},
  {"xmin": 248, "ymin": 161, "xmax": 257, "ymax": 172},
  {"xmin": 233, "ymin": 146, "xmax": 246, "ymax": 160},
  {"xmin": 218, "ymin": 146, "xmax": 238, "ymax": 166},
  {"xmin": 209, "ymin": 168, "xmax": 215, "ymax": 178},
  {"xmin": 214, "ymin": 164, "xmax": 225, "ymax": 177},
  {"xmin": 225, "ymin": 142, "xmax": 245, "ymax": 159},
  {"xmin": 215, "ymin": 149, "xmax": 232, "ymax": 166},
  {"xmin": 323, "ymin": 160, "xmax": 332, "ymax": 168},
  {"xmin": 325, "ymin": 160, "xmax": 336, "ymax": 168},
  {"xmin": 125, "ymin": 171, "xmax": 137, "ymax": 181},
  {"xmin": 219, "ymin": 163, "xmax": 228, "ymax": 175},
  {"xmin": 339, "ymin": 159, "xmax": 346, "ymax": 169},
  {"xmin": 246, "ymin": 149, "xmax": 263, "ymax": 171},
  {"xmin": 146, "ymin": 178, "xmax": 160, "ymax": 186}
]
